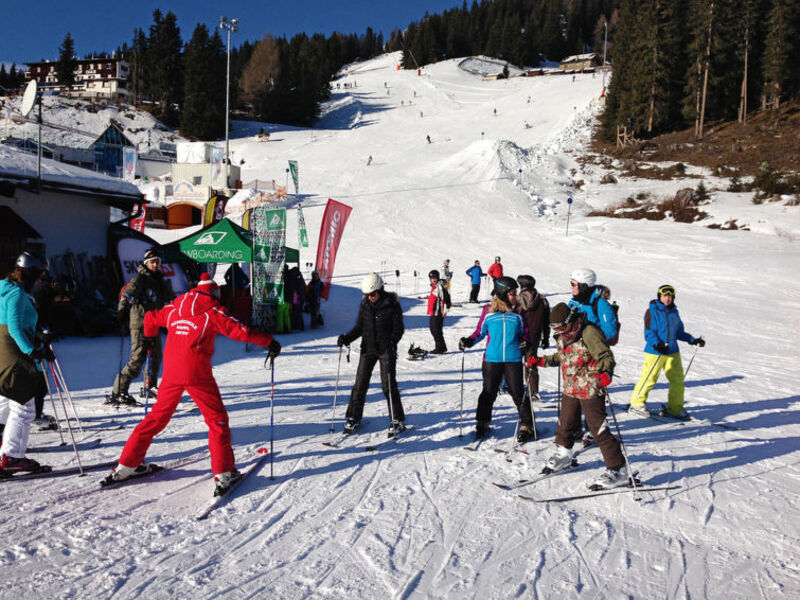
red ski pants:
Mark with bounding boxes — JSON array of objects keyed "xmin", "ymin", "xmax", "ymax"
[{"xmin": 118, "ymin": 379, "xmax": 234, "ymax": 475}]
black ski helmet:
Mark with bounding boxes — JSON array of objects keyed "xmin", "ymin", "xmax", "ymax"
[
  {"xmin": 493, "ymin": 276, "xmax": 518, "ymax": 302},
  {"xmin": 516, "ymin": 274, "xmax": 535, "ymax": 290},
  {"xmin": 428, "ymin": 269, "xmax": 440, "ymax": 280}
]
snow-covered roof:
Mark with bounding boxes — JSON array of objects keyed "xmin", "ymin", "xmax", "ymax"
[
  {"xmin": 561, "ymin": 53, "xmax": 598, "ymax": 63},
  {"xmin": 0, "ymin": 145, "xmax": 142, "ymax": 205}
]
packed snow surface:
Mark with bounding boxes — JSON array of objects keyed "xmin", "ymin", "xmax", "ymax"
[{"xmin": 2, "ymin": 53, "xmax": 799, "ymax": 599}]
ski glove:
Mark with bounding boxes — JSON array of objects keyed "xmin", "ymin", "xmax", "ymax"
[
  {"xmin": 653, "ymin": 342, "xmax": 670, "ymax": 354},
  {"xmin": 267, "ymin": 340, "xmax": 282, "ymax": 359},
  {"xmin": 30, "ymin": 344, "xmax": 55, "ymax": 362},
  {"xmin": 690, "ymin": 337, "xmax": 705, "ymax": 347},
  {"xmin": 518, "ymin": 339, "xmax": 529, "ymax": 353},
  {"xmin": 527, "ymin": 356, "xmax": 545, "ymax": 368},
  {"xmin": 336, "ymin": 335, "xmax": 347, "ymax": 347},
  {"xmin": 597, "ymin": 371, "xmax": 612, "ymax": 388},
  {"xmin": 458, "ymin": 337, "xmax": 473, "ymax": 350}
]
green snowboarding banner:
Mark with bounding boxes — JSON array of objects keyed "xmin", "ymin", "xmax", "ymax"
[
  {"xmin": 252, "ymin": 206, "xmax": 286, "ymax": 330},
  {"xmin": 289, "ymin": 160, "xmax": 309, "ymax": 248}
]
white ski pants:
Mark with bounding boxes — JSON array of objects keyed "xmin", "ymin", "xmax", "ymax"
[{"xmin": 0, "ymin": 394, "xmax": 34, "ymax": 458}]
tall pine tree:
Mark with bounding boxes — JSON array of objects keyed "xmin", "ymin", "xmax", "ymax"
[
  {"xmin": 56, "ymin": 33, "xmax": 77, "ymax": 94},
  {"xmin": 180, "ymin": 24, "xmax": 226, "ymax": 140}
]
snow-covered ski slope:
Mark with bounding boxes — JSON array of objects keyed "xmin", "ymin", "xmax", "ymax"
[{"xmin": 2, "ymin": 52, "xmax": 799, "ymax": 599}]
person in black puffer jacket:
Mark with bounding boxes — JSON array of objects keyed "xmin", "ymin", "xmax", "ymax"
[{"xmin": 337, "ymin": 273, "xmax": 406, "ymax": 437}]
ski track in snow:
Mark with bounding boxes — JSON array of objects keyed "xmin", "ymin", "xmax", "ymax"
[{"xmin": 2, "ymin": 51, "xmax": 800, "ymax": 598}]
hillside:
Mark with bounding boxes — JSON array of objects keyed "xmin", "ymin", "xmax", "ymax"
[{"xmin": 1, "ymin": 53, "xmax": 799, "ymax": 600}]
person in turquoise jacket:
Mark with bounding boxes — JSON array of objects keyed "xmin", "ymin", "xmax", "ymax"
[
  {"xmin": 567, "ymin": 267, "xmax": 618, "ymax": 344},
  {"xmin": 0, "ymin": 252, "xmax": 52, "ymax": 475},
  {"xmin": 629, "ymin": 284, "xmax": 705, "ymax": 419},
  {"xmin": 459, "ymin": 277, "xmax": 534, "ymax": 442}
]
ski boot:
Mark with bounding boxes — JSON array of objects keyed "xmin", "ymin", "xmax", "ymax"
[
  {"xmin": 101, "ymin": 462, "xmax": 157, "ymax": 486},
  {"xmin": 516, "ymin": 425, "xmax": 534, "ymax": 444},
  {"xmin": 0, "ymin": 454, "xmax": 50, "ymax": 477},
  {"xmin": 660, "ymin": 404, "xmax": 690, "ymax": 421},
  {"xmin": 106, "ymin": 392, "xmax": 142, "ymax": 408},
  {"xmin": 33, "ymin": 414, "xmax": 58, "ymax": 430},
  {"xmin": 587, "ymin": 465, "xmax": 635, "ymax": 491},
  {"xmin": 213, "ymin": 470, "xmax": 243, "ymax": 497},
  {"xmin": 475, "ymin": 420, "xmax": 490, "ymax": 439},
  {"xmin": 542, "ymin": 445, "xmax": 576, "ymax": 474},
  {"xmin": 387, "ymin": 420, "xmax": 406, "ymax": 438},
  {"xmin": 627, "ymin": 404, "xmax": 650, "ymax": 417},
  {"xmin": 343, "ymin": 418, "xmax": 361, "ymax": 434}
]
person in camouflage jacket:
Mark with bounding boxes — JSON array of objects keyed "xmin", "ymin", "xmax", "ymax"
[
  {"xmin": 109, "ymin": 250, "xmax": 173, "ymax": 404},
  {"xmin": 530, "ymin": 303, "xmax": 624, "ymax": 473}
]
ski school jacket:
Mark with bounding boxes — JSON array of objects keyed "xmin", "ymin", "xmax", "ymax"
[
  {"xmin": 143, "ymin": 287, "xmax": 273, "ymax": 384},
  {"xmin": 487, "ymin": 263, "xmax": 503, "ymax": 280},
  {"xmin": 473, "ymin": 309, "xmax": 524, "ymax": 363},
  {"xmin": 643, "ymin": 299, "xmax": 695, "ymax": 355},
  {"xmin": 427, "ymin": 281, "xmax": 451, "ymax": 316},
  {"xmin": 568, "ymin": 287, "xmax": 617, "ymax": 343},
  {"xmin": 466, "ymin": 265, "xmax": 483, "ymax": 285}
]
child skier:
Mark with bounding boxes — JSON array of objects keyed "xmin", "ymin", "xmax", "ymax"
[
  {"xmin": 105, "ymin": 274, "xmax": 281, "ymax": 495},
  {"xmin": 531, "ymin": 303, "xmax": 631, "ymax": 489},
  {"xmin": 427, "ymin": 270, "xmax": 451, "ymax": 354}
]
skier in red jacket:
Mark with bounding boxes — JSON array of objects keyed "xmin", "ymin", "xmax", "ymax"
[
  {"xmin": 107, "ymin": 273, "xmax": 281, "ymax": 494},
  {"xmin": 487, "ymin": 256, "xmax": 504, "ymax": 283}
]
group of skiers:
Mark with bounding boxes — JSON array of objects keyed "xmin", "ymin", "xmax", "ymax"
[
  {"xmin": 0, "ymin": 248, "xmax": 704, "ymax": 494},
  {"xmin": 333, "ymin": 263, "xmax": 704, "ymax": 491}
]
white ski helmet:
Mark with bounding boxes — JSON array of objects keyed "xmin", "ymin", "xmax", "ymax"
[
  {"xmin": 361, "ymin": 272, "xmax": 384, "ymax": 294},
  {"xmin": 570, "ymin": 268, "xmax": 597, "ymax": 287}
]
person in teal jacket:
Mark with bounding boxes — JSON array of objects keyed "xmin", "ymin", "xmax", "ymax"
[
  {"xmin": 459, "ymin": 277, "xmax": 534, "ymax": 442},
  {"xmin": 567, "ymin": 267, "xmax": 618, "ymax": 344},
  {"xmin": 0, "ymin": 252, "xmax": 52, "ymax": 475},
  {"xmin": 629, "ymin": 284, "xmax": 705, "ymax": 419}
]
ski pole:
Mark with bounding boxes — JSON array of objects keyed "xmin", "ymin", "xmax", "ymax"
[
  {"xmin": 527, "ymin": 369, "xmax": 538, "ymax": 440},
  {"xmin": 45, "ymin": 360, "xmax": 84, "ymax": 475},
  {"xmin": 459, "ymin": 349, "xmax": 465, "ymax": 437},
  {"xmin": 143, "ymin": 349, "xmax": 152, "ymax": 417},
  {"xmin": 268, "ymin": 356, "xmax": 275, "ymax": 480},
  {"xmin": 683, "ymin": 346, "xmax": 699, "ymax": 378},
  {"xmin": 604, "ymin": 390, "xmax": 641, "ymax": 501},
  {"xmin": 43, "ymin": 366, "xmax": 66, "ymax": 446},
  {"xmin": 328, "ymin": 346, "xmax": 344, "ymax": 432},
  {"xmin": 508, "ymin": 417, "xmax": 520, "ymax": 454},
  {"xmin": 51, "ymin": 347, "xmax": 84, "ymax": 435}
]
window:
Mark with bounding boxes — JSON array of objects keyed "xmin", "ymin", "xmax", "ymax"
[{"xmin": 193, "ymin": 176, "xmax": 203, "ymax": 185}]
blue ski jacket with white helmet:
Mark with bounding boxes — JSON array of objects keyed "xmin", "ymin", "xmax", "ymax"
[{"xmin": 568, "ymin": 287, "xmax": 617, "ymax": 343}]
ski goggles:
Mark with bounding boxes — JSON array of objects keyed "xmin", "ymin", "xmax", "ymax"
[{"xmin": 658, "ymin": 285, "xmax": 676, "ymax": 296}]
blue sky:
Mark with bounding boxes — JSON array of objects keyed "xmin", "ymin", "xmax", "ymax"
[{"xmin": 2, "ymin": 0, "xmax": 464, "ymax": 66}]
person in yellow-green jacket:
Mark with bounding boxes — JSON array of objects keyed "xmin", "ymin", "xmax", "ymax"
[{"xmin": 628, "ymin": 284, "xmax": 705, "ymax": 420}]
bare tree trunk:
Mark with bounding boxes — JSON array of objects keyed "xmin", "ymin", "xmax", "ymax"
[
  {"xmin": 739, "ymin": 23, "xmax": 749, "ymax": 123},
  {"xmin": 698, "ymin": 0, "xmax": 715, "ymax": 139},
  {"xmin": 694, "ymin": 57, "xmax": 703, "ymax": 136}
]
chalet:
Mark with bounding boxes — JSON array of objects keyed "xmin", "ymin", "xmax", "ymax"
[
  {"xmin": 0, "ymin": 145, "xmax": 142, "ymax": 272},
  {"xmin": 25, "ymin": 57, "xmax": 130, "ymax": 102},
  {"xmin": 559, "ymin": 53, "xmax": 602, "ymax": 71}
]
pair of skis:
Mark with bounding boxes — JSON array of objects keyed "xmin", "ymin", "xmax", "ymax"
[{"xmin": 628, "ymin": 406, "xmax": 740, "ymax": 431}]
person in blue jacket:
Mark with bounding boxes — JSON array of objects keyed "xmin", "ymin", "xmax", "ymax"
[
  {"xmin": 465, "ymin": 260, "xmax": 484, "ymax": 303},
  {"xmin": 567, "ymin": 267, "xmax": 618, "ymax": 344},
  {"xmin": 0, "ymin": 252, "xmax": 53, "ymax": 475},
  {"xmin": 459, "ymin": 277, "xmax": 534, "ymax": 441},
  {"xmin": 629, "ymin": 284, "xmax": 704, "ymax": 419}
]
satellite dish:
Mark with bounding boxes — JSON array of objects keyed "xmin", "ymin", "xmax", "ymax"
[{"xmin": 20, "ymin": 80, "xmax": 38, "ymax": 118}]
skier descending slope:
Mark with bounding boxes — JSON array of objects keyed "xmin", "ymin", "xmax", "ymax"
[
  {"xmin": 106, "ymin": 274, "xmax": 281, "ymax": 495},
  {"xmin": 531, "ymin": 303, "xmax": 631, "ymax": 490},
  {"xmin": 337, "ymin": 273, "xmax": 406, "ymax": 437},
  {"xmin": 459, "ymin": 277, "xmax": 534, "ymax": 442}
]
